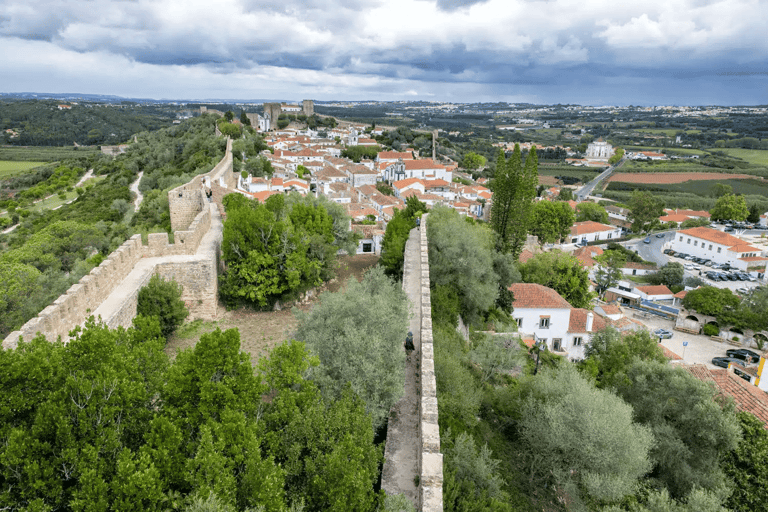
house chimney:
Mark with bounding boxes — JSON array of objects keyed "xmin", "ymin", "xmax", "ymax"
[{"xmin": 586, "ymin": 312, "xmax": 594, "ymax": 332}]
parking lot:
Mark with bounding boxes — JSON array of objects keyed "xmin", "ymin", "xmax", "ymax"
[
  {"xmin": 635, "ymin": 313, "xmax": 757, "ymax": 369},
  {"xmin": 663, "ymin": 250, "xmax": 764, "ymax": 293}
]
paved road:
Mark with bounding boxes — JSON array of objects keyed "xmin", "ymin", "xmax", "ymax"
[{"xmin": 575, "ymin": 157, "xmax": 625, "ymax": 201}]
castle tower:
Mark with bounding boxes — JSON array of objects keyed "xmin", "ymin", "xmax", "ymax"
[{"xmin": 302, "ymin": 99, "xmax": 314, "ymax": 117}]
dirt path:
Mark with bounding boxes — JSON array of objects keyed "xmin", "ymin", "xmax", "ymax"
[
  {"xmin": 131, "ymin": 171, "xmax": 144, "ymax": 210},
  {"xmin": 381, "ymin": 227, "xmax": 421, "ymax": 507}
]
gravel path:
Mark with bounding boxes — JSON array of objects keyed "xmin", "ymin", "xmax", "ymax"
[
  {"xmin": 381, "ymin": 227, "xmax": 421, "ymax": 507},
  {"xmin": 131, "ymin": 171, "xmax": 144, "ymax": 210}
]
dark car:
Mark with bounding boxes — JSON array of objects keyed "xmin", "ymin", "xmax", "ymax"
[
  {"xmin": 656, "ymin": 233, "xmax": 666, "ymax": 238},
  {"xmin": 712, "ymin": 357, "xmax": 743, "ymax": 368},
  {"xmin": 644, "ymin": 237, "xmax": 651, "ymax": 244},
  {"xmin": 726, "ymin": 349, "xmax": 761, "ymax": 364}
]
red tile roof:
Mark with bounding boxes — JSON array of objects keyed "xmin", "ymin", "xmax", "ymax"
[
  {"xmin": 684, "ymin": 364, "xmax": 768, "ymax": 427},
  {"xmin": 729, "ymin": 244, "xmax": 760, "ymax": 253},
  {"xmin": 674, "ymin": 290, "xmax": 688, "ymax": 299},
  {"xmin": 509, "ymin": 283, "xmax": 572, "ymax": 309},
  {"xmin": 568, "ymin": 309, "xmax": 607, "ymax": 333},
  {"xmin": 378, "ymin": 151, "xmax": 413, "ymax": 160},
  {"xmin": 570, "ymin": 221, "xmax": 615, "ymax": 236},
  {"xmin": 599, "ymin": 304, "xmax": 621, "ymax": 315},
  {"xmin": 519, "ymin": 250, "xmax": 535, "ymax": 263},
  {"xmin": 404, "ymin": 159, "xmax": 445, "ymax": 170},
  {"xmin": 677, "ymin": 227, "xmax": 743, "ymax": 247},
  {"xmin": 635, "ymin": 285, "xmax": 673, "ymax": 296}
]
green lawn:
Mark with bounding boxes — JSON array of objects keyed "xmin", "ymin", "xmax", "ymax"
[
  {"xmin": 0, "ymin": 146, "xmax": 98, "ymax": 162},
  {"xmin": 0, "ymin": 160, "xmax": 46, "ymax": 177},
  {"xmin": 714, "ymin": 148, "xmax": 768, "ymax": 165}
]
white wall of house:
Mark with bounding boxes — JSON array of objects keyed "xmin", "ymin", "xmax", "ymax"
[
  {"xmin": 513, "ymin": 307, "xmax": 571, "ymax": 351},
  {"xmin": 569, "ymin": 227, "xmax": 622, "ymax": 244}
]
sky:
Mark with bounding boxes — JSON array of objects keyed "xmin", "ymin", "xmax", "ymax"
[{"xmin": 1, "ymin": 0, "xmax": 767, "ymax": 105}]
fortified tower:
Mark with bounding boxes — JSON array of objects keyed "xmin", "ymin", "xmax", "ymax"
[{"xmin": 302, "ymin": 99, "xmax": 314, "ymax": 117}]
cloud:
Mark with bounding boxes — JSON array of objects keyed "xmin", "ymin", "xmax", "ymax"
[{"xmin": 1, "ymin": 0, "xmax": 767, "ymax": 104}]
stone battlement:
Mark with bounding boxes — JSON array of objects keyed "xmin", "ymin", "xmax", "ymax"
[
  {"xmin": 419, "ymin": 214, "xmax": 443, "ymax": 511},
  {"xmin": 3, "ymin": 134, "xmax": 233, "ymax": 350}
]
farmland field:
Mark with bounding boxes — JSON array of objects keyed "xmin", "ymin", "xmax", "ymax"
[
  {"xmin": 608, "ymin": 172, "xmax": 758, "ymax": 184},
  {"xmin": 713, "ymin": 148, "xmax": 768, "ymax": 166},
  {"xmin": 0, "ymin": 160, "xmax": 46, "ymax": 177},
  {"xmin": 0, "ymin": 146, "xmax": 99, "ymax": 162}
]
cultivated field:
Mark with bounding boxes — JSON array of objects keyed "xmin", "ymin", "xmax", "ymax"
[
  {"xmin": 608, "ymin": 172, "xmax": 758, "ymax": 184},
  {"xmin": 714, "ymin": 148, "xmax": 768, "ymax": 166},
  {"xmin": 0, "ymin": 160, "xmax": 46, "ymax": 177},
  {"xmin": 0, "ymin": 146, "xmax": 98, "ymax": 162}
]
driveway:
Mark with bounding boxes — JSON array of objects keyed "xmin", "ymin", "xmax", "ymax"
[{"xmin": 632, "ymin": 313, "xmax": 751, "ymax": 369}]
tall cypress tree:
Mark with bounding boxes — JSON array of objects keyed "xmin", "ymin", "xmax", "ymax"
[{"xmin": 490, "ymin": 144, "xmax": 537, "ymax": 257}]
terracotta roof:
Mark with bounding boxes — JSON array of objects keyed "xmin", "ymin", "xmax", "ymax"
[
  {"xmin": 660, "ymin": 214, "xmax": 693, "ymax": 223},
  {"xmin": 740, "ymin": 256, "xmax": 768, "ymax": 262},
  {"xmin": 519, "ymin": 250, "xmax": 535, "ymax": 263},
  {"xmin": 403, "ymin": 159, "xmax": 444, "ymax": 170},
  {"xmin": 674, "ymin": 290, "xmax": 688, "ymax": 299},
  {"xmin": 635, "ymin": 285, "xmax": 673, "ymax": 296},
  {"xmin": 570, "ymin": 221, "xmax": 615, "ymax": 236},
  {"xmin": 684, "ymin": 365, "xmax": 768, "ymax": 427},
  {"xmin": 424, "ymin": 179, "xmax": 450, "ymax": 188},
  {"xmin": 729, "ymin": 244, "xmax": 760, "ymax": 253},
  {"xmin": 677, "ymin": 227, "xmax": 743, "ymax": 247},
  {"xmin": 378, "ymin": 151, "xmax": 413, "ymax": 160},
  {"xmin": 509, "ymin": 283, "xmax": 572, "ymax": 309},
  {"xmin": 664, "ymin": 209, "xmax": 711, "ymax": 218},
  {"xmin": 624, "ymin": 262, "xmax": 656, "ymax": 270},
  {"xmin": 600, "ymin": 304, "xmax": 621, "ymax": 315},
  {"xmin": 568, "ymin": 309, "xmax": 607, "ymax": 333},
  {"xmin": 393, "ymin": 178, "xmax": 423, "ymax": 189},
  {"xmin": 660, "ymin": 345, "xmax": 683, "ymax": 360}
]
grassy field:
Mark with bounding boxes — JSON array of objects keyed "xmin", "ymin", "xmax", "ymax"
[
  {"xmin": 608, "ymin": 177, "xmax": 768, "ymax": 197},
  {"xmin": 0, "ymin": 146, "xmax": 99, "ymax": 162},
  {"xmin": 635, "ymin": 129, "xmax": 702, "ymax": 136},
  {"xmin": 714, "ymin": 148, "xmax": 768, "ymax": 165},
  {"xmin": 0, "ymin": 160, "xmax": 46, "ymax": 177}
]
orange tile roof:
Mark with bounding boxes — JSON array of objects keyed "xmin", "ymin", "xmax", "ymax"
[
  {"xmin": 378, "ymin": 151, "xmax": 413, "ymax": 160},
  {"xmin": 660, "ymin": 214, "xmax": 693, "ymax": 223},
  {"xmin": 674, "ymin": 290, "xmax": 688, "ymax": 299},
  {"xmin": 568, "ymin": 309, "xmax": 607, "ymax": 333},
  {"xmin": 599, "ymin": 304, "xmax": 621, "ymax": 315},
  {"xmin": 660, "ymin": 346, "xmax": 683, "ymax": 360},
  {"xmin": 403, "ymin": 159, "xmax": 445, "ymax": 170},
  {"xmin": 570, "ymin": 221, "xmax": 615, "ymax": 236},
  {"xmin": 393, "ymin": 178, "xmax": 423, "ymax": 189},
  {"xmin": 635, "ymin": 285, "xmax": 673, "ymax": 296},
  {"xmin": 624, "ymin": 262, "xmax": 656, "ymax": 269},
  {"xmin": 509, "ymin": 283, "xmax": 572, "ymax": 309},
  {"xmin": 740, "ymin": 256, "xmax": 768, "ymax": 262},
  {"xmin": 519, "ymin": 250, "xmax": 535, "ymax": 263},
  {"xmin": 677, "ymin": 227, "xmax": 743, "ymax": 247},
  {"xmin": 729, "ymin": 244, "xmax": 760, "ymax": 253},
  {"xmin": 684, "ymin": 365, "xmax": 768, "ymax": 427}
]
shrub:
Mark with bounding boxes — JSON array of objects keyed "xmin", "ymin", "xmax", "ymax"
[
  {"xmin": 136, "ymin": 274, "xmax": 189, "ymax": 339},
  {"xmin": 703, "ymin": 324, "xmax": 719, "ymax": 337}
]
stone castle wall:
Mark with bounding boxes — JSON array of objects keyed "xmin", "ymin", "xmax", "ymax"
[
  {"xmin": 418, "ymin": 214, "xmax": 443, "ymax": 511},
  {"xmin": 2, "ymin": 134, "xmax": 232, "ymax": 350}
]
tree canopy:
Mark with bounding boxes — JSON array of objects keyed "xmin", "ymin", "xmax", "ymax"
[
  {"xmin": 490, "ymin": 145, "xmax": 538, "ymax": 256},
  {"xmin": 529, "ymin": 200, "xmax": 575, "ymax": 245},
  {"xmin": 575, "ymin": 201, "xmax": 609, "ymax": 224},
  {"xmin": 518, "ymin": 250, "xmax": 595, "ymax": 309},
  {"xmin": 628, "ymin": 190, "xmax": 665, "ymax": 234},
  {"xmin": 682, "ymin": 286, "xmax": 740, "ymax": 317},
  {"xmin": 710, "ymin": 193, "xmax": 749, "ymax": 222}
]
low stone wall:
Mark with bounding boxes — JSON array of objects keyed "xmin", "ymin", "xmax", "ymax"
[
  {"xmin": 144, "ymin": 205, "xmax": 211, "ymax": 258},
  {"xmin": 418, "ymin": 214, "xmax": 443, "ymax": 510}
]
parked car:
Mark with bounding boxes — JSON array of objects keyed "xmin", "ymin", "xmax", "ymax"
[
  {"xmin": 654, "ymin": 328, "xmax": 673, "ymax": 339},
  {"xmin": 748, "ymin": 275, "xmax": 757, "ymax": 282},
  {"xmin": 712, "ymin": 357, "xmax": 743, "ymax": 368},
  {"xmin": 656, "ymin": 233, "xmax": 666, "ymax": 238},
  {"xmin": 644, "ymin": 237, "xmax": 651, "ymax": 244},
  {"xmin": 663, "ymin": 249, "xmax": 671, "ymax": 255},
  {"xmin": 685, "ymin": 255, "xmax": 694, "ymax": 261},
  {"xmin": 726, "ymin": 349, "xmax": 761, "ymax": 364}
]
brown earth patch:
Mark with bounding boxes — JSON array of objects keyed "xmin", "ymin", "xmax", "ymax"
[
  {"xmin": 165, "ymin": 253, "xmax": 380, "ymax": 366},
  {"xmin": 609, "ymin": 172, "xmax": 758, "ymax": 184}
]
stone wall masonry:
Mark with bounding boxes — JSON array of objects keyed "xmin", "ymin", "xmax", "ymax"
[
  {"xmin": 418, "ymin": 214, "xmax": 443, "ymax": 511},
  {"xmin": 169, "ymin": 181, "xmax": 206, "ymax": 233}
]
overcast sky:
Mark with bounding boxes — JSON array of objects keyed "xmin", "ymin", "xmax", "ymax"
[{"xmin": 2, "ymin": 0, "xmax": 766, "ymax": 105}]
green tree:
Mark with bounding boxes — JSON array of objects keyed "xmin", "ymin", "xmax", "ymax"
[
  {"xmin": 136, "ymin": 274, "xmax": 189, "ymax": 339},
  {"xmin": 557, "ymin": 187, "xmax": 573, "ymax": 201},
  {"xmin": 628, "ymin": 190, "xmax": 665, "ymax": 234},
  {"xmin": 682, "ymin": 286, "xmax": 740, "ymax": 317},
  {"xmin": 529, "ymin": 200, "xmax": 575, "ymax": 245},
  {"xmin": 490, "ymin": 145, "xmax": 538, "ymax": 256},
  {"xmin": 469, "ymin": 334, "xmax": 526, "ymax": 383},
  {"xmin": 593, "ymin": 250, "xmax": 626, "ymax": 297},
  {"xmin": 747, "ymin": 203, "xmax": 761, "ymax": 224},
  {"xmin": 443, "ymin": 431, "xmax": 509, "ymax": 510},
  {"xmin": 722, "ymin": 411, "xmax": 768, "ymax": 512},
  {"xmin": 518, "ymin": 250, "xmax": 595, "ymax": 308},
  {"xmin": 710, "ymin": 193, "xmax": 749, "ymax": 222},
  {"xmin": 239, "ymin": 110, "xmax": 251, "ymax": 126},
  {"xmin": 293, "ymin": 267, "xmax": 409, "ymax": 429},
  {"xmin": 579, "ymin": 327, "xmax": 667, "ymax": 388},
  {"xmin": 511, "ymin": 365, "xmax": 653, "ymax": 508},
  {"xmin": 224, "ymin": 110, "xmax": 234, "ymax": 122},
  {"xmin": 680, "ymin": 217, "xmax": 710, "ymax": 229},
  {"xmin": 380, "ymin": 196, "xmax": 425, "ymax": 278},
  {"xmin": 428, "ymin": 205, "xmax": 519, "ymax": 324},
  {"xmin": 576, "ymin": 202, "xmax": 609, "ymax": 224},
  {"xmin": 647, "ymin": 262, "xmax": 684, "ymax": 288},
  {"xmin": 709, "ymin": 183, "xmax": 733, "ymax": 198},
  {"xmin": 608, "ymin": 147, "xmax": 625, "ymax": 165},
  {"xmin": 460, "ymin": 151, "xmax": 487, "ymax": 170},
  {"xmin": 617, "ymin": 360, "xmax": 741, "ymax": 499}
]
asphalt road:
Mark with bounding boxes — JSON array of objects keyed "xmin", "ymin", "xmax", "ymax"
[{"xmin": 575, "ymin": 157, "xmax": 626, "ymax": 201}]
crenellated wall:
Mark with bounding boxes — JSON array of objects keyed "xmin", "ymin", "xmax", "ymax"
[
  {"xmin": 418, "ymin": 214, "xmax": 443, "ymax": 511},
  {"xmin": 3, "ymin": 135, "xmax": 232, "ymax": 350}
]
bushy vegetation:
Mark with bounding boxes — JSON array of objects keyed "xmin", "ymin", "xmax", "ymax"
[
  {"xmin": 219, "ymin": 192, "xmax": 357, "ymax": 309},
  {"xmin": 137, "ymin": 274, "xmax": 189, "ymax": 339},
  {"xmin": 380, "ymin": 196, "xmax": 426, "ymax": 278},
  {"xmin": 0, "ymin": 318, "xmax": 394, "ymax": 510}
]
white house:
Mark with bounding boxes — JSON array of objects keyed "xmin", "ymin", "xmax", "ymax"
[
  {"xmin": 352, "ymin": 224, "xmax": 385, "ymax": 255},
  {"xmin": 569, "ymin": 221, "xmax": 622, "ymax": 244},
  {"xmin": 510, "ymin": 283, "xmax": 607, "ymax": 361},
  {"xmin": 633, "ymin": 285, "xmax": 674, "ymax": 302},
  {"xmin": 671, "ymin": 227, "xmax": 768, "ymax": 271}
]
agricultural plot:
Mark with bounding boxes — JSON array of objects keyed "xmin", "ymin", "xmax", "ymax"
[
  {"xmin": 607, "ymin": 177, "xmax": 768, "ymax": 197},
  {"xmin": 714, "ymin": 148, "xmax": 768, "ymax": 166},
  {"xmin": 0, "ymin": 160, "xmax": 46, "ymax": 177},
  {"xmin": 0, "ymin": 146, "xmax": 98, "ymax": 162},
  {"xmin": 608, "ymin": 172, "xmax": 757, "ymax": 184}
]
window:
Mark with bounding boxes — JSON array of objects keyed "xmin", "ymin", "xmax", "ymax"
[
  {"xmin": 515, "ymin": 318, "xmax": 522, "ymax": 328},
  {"xmin": 679, "ymin": 236, "xmax": 683, "ymax": 242},
  {"xmin": 362, "ymin": 242, "xmax": 372, "ymax": 253},
  {"xmin": 573, "ymin": 337, "xmax": 583, "ymax": 346},
  {"xmin": 539, "ymin": 317, "xmax": 550, "ymax": 329},
  {"xmin": 717, "ymin": 247, "xmax": 722, "ymax": 253},
  {"xmin": 553, "ymin": 339, "xmax": 562, "ymax": 351},
  {"xmin": 694, "ymin": 241, "xmax": 698, "ymax": 247},
  {"xmin": 572, "ymin": 238, "xmax": 578, "ymax": 244},
  {"xmin": 687, "ymin": 238, "xmax": 691, "ymax": 244},
  {"xmin": 709, "ymin": 244, "xmax": 713, "ymax": 250},
  {"xmin": 607, "ymin": 233, "xmax": 612, "ymax": 239},
  {"xmin": 632, "ymin": 269, "xmax": 637, "ymax": 275}
]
